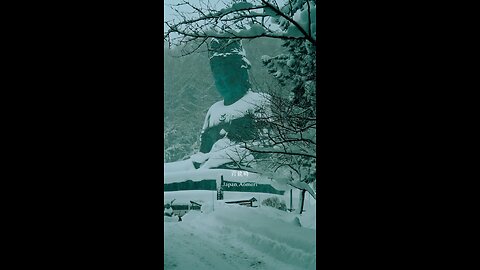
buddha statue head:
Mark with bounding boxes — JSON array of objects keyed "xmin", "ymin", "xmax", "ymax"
[{"xmin": 208, "ymin": 38, "xmax": 251, "ymax": 105}]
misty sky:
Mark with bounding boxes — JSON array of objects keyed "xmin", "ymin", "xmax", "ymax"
[{"xmin": 164, "ymin": 0, "xmax": 224, "ymax": 23}]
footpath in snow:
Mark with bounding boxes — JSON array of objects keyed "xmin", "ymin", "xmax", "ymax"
[{"xmin": 164, "ymin": 201, "xmax": 316, "ymax": 270}]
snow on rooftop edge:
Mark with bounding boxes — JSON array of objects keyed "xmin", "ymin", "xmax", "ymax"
[{"xmin": 164, "ymin": 168, "xmax": 281, "ymax": 186}]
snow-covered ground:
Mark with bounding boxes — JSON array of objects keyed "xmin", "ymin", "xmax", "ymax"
[{"xmin": 164, "ymin": 191, "xmax": 316, "ymax": 270}]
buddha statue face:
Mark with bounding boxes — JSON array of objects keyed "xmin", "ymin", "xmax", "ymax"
[{"xmin": 209, "ymin": 39, "xmax": 251, "ymax": 105}]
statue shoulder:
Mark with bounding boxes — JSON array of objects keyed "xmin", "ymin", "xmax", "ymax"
[
  {"xmin": 244, "ymin": 91, "xmax": 270, "ymax": 103},
  {"xmin": 242, "ymin": 91, "xmax": 271, "ymax": 111},
  {"xmin": 207, "ymin": 100, "xmax": 224, "ymax": 111}
]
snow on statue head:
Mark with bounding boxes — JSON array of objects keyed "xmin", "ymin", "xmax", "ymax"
[{"xmin": 208, "ymin": 38, "xmax": 251, "ymax": 105}]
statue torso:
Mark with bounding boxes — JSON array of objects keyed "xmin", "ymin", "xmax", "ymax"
[{"xmin": 200, "ymin": 91, "xmax": 269, "ymax": 154}]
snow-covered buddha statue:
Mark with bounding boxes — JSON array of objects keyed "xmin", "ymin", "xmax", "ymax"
[{"xmin": 164, "ymin": 38, "xmax": 269, "ymax": 173}]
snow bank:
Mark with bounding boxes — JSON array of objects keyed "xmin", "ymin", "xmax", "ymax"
[
  {"xmin": 165, "ymin": 200, "xmax": 316, "ymax": 270},
  {"xmin": 164, "ymin": 159, "xmax": 196, "ymax": 173}
]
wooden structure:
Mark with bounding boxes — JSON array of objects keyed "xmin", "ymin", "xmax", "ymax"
[
  {"xmin": 225, "ymin": 197, "xmax": 257, "ymax": 207},
  {"xmin": 165, "ymin": 200, "xmax": 203, "ymax": 217},
  {"xmin": 217, "ymin": 176, "xmax": 224, "ymax": 200},
  {"xmin": 189, "ymin": 200, "xmax": 202, "ymax": 210},
  {"xmin": 164, "ymin": 173, "xmax": 285, "ymax": 195}
]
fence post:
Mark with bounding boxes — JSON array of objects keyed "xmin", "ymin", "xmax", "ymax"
[
  {"xmin": 290, "ymin": 189, "xmax": 293, "ymax": 212},
  {"xmin": 217, "ymin": 175, "xmax": 224, "ymax": 200}
]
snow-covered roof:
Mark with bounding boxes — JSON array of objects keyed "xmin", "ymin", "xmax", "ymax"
[{"xmin": 164, "ymin": 168, "xmax": 275, "ymax": 185}]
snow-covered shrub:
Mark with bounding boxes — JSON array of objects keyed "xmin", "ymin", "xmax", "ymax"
[{"xmin": 261, "ymin": 196, "xmax": 287, "ymax": 211}]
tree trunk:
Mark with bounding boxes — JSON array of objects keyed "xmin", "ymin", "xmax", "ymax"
[{"xmin": 297, "ymin": 189, "xmax": 306, "ymax": 215}]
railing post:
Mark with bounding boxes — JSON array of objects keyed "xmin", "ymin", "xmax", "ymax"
[
  {"xmin": 290, "ymin": 189, "xmax": 293, "ymax": 212},
  {"xmin": 217, "ymin": 175, "xmax": 224, "ymax": 200}
]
